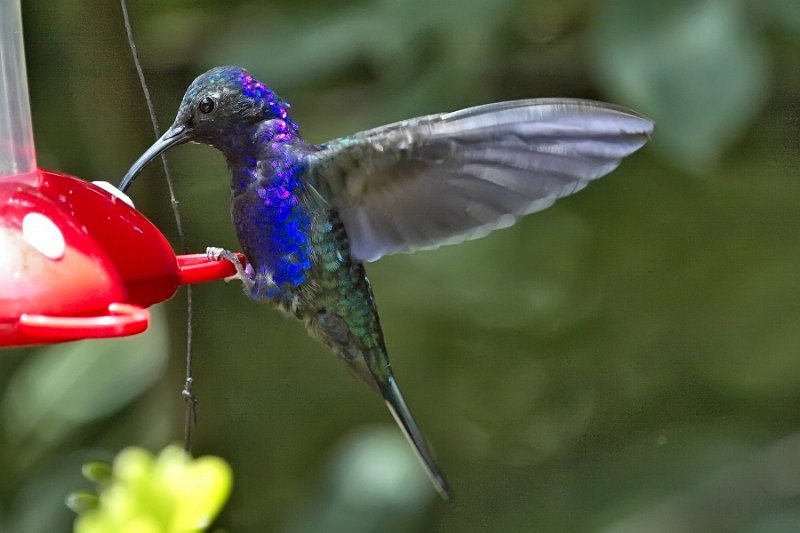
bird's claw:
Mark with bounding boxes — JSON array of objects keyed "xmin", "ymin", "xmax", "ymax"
[
  {"xmin": 206, "ymin": 246, "xmax": 230, "ymax": 262},
  {"xmin": 206, "ymin": 246, "xmax": 256, "ymax": 295}
]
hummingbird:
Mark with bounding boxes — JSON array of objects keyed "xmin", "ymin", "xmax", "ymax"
[{"xmin": 119, "ymin": 66, "xmax": 653, "ymax": 500}]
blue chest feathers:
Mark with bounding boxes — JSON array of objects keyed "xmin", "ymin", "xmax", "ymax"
[{"xmin": 231, "ymin": 140, "xmax": 314, "ymax": 301}]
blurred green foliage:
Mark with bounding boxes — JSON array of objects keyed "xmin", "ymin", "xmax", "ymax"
[
  {"xmin": 1, "ymin": 0, "xmax": 799, "ymax": 531},
  {"xmin": 69, "ymin": 445, "xmax": 232, "ymax": 533}
]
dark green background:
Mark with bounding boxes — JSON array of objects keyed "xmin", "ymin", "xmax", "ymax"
[{"xmin": 2, "ymin": 0, "xmax": 800, "ymax": 531}]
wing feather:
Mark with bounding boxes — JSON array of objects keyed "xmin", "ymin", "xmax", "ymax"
[{"xmin": 308, "ymin": 98, "xmax": 653, "ymax": 262}]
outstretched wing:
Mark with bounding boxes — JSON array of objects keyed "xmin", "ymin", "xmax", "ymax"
[{"xmin": 307, "ymin": 99, "xmax": 653, "ymax": 262}]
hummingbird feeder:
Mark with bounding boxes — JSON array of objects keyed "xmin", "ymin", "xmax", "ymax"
[{"xmin": 0, "ymin": 0, "xmax": 242, "ymax": 347}]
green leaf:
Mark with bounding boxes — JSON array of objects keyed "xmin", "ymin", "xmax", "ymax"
[
  {"xmin": 66, "ymin": 491, "xmax": 99, "ymax": 514},
  {"xmin": 82, "ymin": 462, "xmax": 113, "ymax": 486},
  {"xmin": 590, "ymin": 0, "xmax": 770, "ymax": 169}
]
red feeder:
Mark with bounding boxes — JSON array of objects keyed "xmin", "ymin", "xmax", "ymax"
[{"xmin": 0, "ymin": 1, "xmax": 244, "ymax": 347}]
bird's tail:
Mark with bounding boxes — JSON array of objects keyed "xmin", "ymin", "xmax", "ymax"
[{"xmin": 379, "ymin": 374, "xmax": 453, "ymax": 501}]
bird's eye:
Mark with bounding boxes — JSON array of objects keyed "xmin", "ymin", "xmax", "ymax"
[{"xmin": 198, "ymin": 96, "xmax": 216, "ymax": 114}]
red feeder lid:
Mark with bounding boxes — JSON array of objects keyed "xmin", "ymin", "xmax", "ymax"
[
  {"xmin": 1, "ymin": 169, "xmax": 246, "ymax": 347},
  {"xmin": 0, "ymin": 180, "xmax": 147, "ymax": 345},
  {"xmin": 37, "ymin": 169, "xmax": 180, "ymax": 308}
]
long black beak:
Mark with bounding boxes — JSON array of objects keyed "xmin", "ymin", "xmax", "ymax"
[{"xmin": 119, "ymin": 124, "xmax": 189, "ymax": 192}]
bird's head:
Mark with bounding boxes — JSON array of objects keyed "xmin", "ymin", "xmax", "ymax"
[{"xmin": 119, "ymin": 66, "xmax": 295, "ymax": 192}]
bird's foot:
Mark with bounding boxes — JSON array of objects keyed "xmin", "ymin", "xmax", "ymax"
[{"xmin": 206, "ymin": 246, "xmax": 256, "ymax": 295}]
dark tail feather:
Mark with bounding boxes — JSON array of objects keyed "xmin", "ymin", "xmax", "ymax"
[{"xmin": 380, "ymin": 374, "xmax": 453, "ymax": 501}]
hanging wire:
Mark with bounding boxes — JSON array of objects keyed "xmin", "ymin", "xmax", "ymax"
[{"xmin": 119, "ymin": 0, "xmax": 197, "ymax": 451}]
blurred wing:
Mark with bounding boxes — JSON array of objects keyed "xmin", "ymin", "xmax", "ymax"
[{"xmin": 308, "ymin": 99, "xmax": 654, "ymax": 262}]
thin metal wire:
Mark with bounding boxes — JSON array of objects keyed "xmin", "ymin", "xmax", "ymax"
[{"xmin": 119, "ymin": 0, "xmax": 197, "ymax": 451}]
